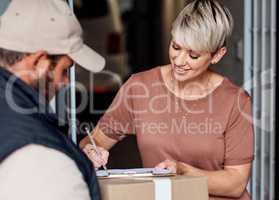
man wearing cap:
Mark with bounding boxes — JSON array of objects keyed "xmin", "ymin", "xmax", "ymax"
[{"xmin": 0, "ymin": 0, "xmax": 105, "ymax": 200}]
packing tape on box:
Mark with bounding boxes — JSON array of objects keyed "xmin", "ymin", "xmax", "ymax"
[{"xmin": 153, "ymin": 178, "xmax": 172, "ymax": 200}]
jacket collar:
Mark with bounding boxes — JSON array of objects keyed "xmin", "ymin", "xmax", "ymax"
[{"xmin": 0, "ymin": 67, "xmax": 59, "ymax": 125}]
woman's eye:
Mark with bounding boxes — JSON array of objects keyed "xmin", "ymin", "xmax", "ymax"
[
  {"xmin": 172, "ymin": 44, "xmax": 180, "ymax": 50},
  {"xmin": 189, "ymin": 54, "xmax": 199, "ymax": 59}
]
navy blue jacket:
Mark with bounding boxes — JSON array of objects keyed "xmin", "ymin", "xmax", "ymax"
[{"xmin": 0, "ymin": 67, "xmax": 101, "ymax": 200}]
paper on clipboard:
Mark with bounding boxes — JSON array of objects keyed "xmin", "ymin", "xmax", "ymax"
[{"xmin": 96, "ymin": 168, "xmax": 175, "ymax": 178}]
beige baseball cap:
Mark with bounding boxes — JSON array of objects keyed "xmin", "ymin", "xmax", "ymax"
[{"xmin": 0, "ymin": 0, "xmax": 105, "ymax": 72}]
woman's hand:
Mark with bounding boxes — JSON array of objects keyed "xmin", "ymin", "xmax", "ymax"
[
  {"xmin": 155, "ymin": 159, "xmax": 187, "ymax": 174},
  {"xmin": 82, "ymin": 144, "xmax": 109, "ymax": 169}
]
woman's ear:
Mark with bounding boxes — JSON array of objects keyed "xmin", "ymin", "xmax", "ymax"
[{"xmin": 211, "ymin": 47, "xmax": 227, "ymax": 64}]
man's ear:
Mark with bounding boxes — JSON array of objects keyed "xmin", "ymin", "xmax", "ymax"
[
  {"xmin": 211, "ymin": 47, "xmax": 227, "ymax": 64},
  {"xmin": 25, "ymin": 50, "xmax": 48, "ymax": 68},
  {"xmin": 26, "ymin": 51, "xmax": 51, "ymax": 80}
]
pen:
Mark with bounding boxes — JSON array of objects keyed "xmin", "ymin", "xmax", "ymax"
[{"xmin": 84, "ymin": 127, "xmax": 108, "ymax": 172}]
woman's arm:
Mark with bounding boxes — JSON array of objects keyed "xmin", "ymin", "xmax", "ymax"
[
  {"xmin": 183, "ymin": 163, "xmax": 251, "ymax": 198},
  {"xmin": 79, "ymin": 127, "xmax": 118, "ymax": 168},
  {"xmin": 156, "ymin": 160, "xmax": 251, "ymax": 198},
  {"xmin": 80, "ymin": 76, "xmax": 137, "ymax": 151},
  {"xmin": 79, "ymin": 126, "xmax": 118, "ymax": 150}
]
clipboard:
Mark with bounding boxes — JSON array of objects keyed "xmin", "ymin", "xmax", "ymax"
[{"xmin": 96, "ymin": 168, "xmax": 176, "ymax": 178}]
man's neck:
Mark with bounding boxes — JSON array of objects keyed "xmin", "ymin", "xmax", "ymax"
[{"xmin": 7, "ymin": 64, "xmax": 36, "ymax": 87}]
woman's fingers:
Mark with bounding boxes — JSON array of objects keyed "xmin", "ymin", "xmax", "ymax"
[
  {"xmin": 86, "ymin": 149, "xmax": 107, "ymax": 168},
  {"xmin": 98, "ymin": 147, "xmax": 109, "ymax": 163},
  {"xmin": 155, "ymin": 159, "xmax": 177, "ymax": 173},
  {"xmin": 155, "ymin": 162, "xmax": 167, "ymax": 169},
  {"xmin": 83, "ymin": 144, "xmax": 109, "ymax": 168},
  {"xmin": 89, "ymin": 150, "xmax": 108, "ymax": 166}
]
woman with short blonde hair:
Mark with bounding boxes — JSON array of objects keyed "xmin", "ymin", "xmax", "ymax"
[
  {"xmin": 172, "ymin": 0, "xmax": 233, "ymax": 53},
  {"xmin": 81, "ymin": 1, "xmax": 254, "ymax": 199}
]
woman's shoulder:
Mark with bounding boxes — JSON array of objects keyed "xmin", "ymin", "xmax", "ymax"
[
  {"xmin": 221, "ymin": 76, "xmax": 251, "ymax": 105},
  {"xmin": 125, "ymin": 65, "xmax": 164, "ymax": 85}
]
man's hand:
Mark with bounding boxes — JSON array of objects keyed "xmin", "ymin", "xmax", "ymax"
[{"xmin": 82, "ymin": 144, "xmax": 109, "ymax": 169}]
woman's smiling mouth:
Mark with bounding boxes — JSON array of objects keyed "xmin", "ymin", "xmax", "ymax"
[{"xmin": 173, "ymin": 64, "xmax": 191, "ymax": 74}]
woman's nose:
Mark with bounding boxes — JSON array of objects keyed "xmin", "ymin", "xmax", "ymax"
[{"xmin": 174, "ymin": 51, "xmax": 188, "ymax": 66}]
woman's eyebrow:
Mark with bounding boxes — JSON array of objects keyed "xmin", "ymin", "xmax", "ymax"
[
  {"xmin": 172, "ymin": 41, "xmax": 181, "ymax": 47},
  {"xmin": 189, "ymin": 50, "xmax": 201, "ymax": 55},
  {"xmin": 172, "ymin": 40, "xmax": 201, "ymax": 54}
]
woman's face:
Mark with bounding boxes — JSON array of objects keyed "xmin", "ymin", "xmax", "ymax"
[{"xmin": 169, "ymin": 40, "xmax": 215, "ymax": 82}]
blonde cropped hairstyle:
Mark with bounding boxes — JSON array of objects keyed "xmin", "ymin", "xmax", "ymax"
[{"xmin": 171, "ymin": 0, "xmax": 234, "ymax": 53}]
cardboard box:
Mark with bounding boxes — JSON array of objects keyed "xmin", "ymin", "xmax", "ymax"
[{"xmin": 99, "ymin": 175, "xmax": 208, "ymax": 200}]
